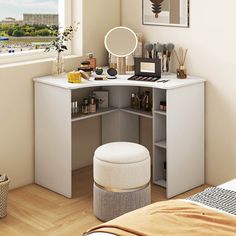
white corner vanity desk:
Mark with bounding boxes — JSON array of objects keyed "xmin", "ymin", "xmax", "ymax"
[{"xmin": 34, "ymin": 74, "xmax": 205, "ymax": 199}]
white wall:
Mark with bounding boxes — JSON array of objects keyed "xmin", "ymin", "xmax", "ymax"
[
  {"xmin": 73, "ymin": 0, "xmax": 121, "ymax": 66},
  {"xmin": 121, "ymin": 0, "xmax": 236, "ymax": 186},
  {"xmin": 0, "ymin": 0, "xmax": 120, "ymax": 190},
  {"xmin": 0, "ymin": 57, "xmax": 79, "ymax": 189}
]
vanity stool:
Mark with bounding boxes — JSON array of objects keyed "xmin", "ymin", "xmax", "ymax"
[{"xmin": 93, "ymin": 142, "xmax": 151, "ymax": 222}]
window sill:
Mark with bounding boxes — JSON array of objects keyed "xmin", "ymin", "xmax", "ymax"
[{"xmin": 0, "ymin": 54, "xmax": 82, "ymax": 69}]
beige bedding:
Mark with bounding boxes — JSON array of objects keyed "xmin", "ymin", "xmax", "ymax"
[{"xmin": 84, "ymin": 200, "xmax": 236, "ymax": 236}]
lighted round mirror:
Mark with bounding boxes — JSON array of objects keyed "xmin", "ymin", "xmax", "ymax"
[
  {"xmin": 105, "ymin": 27, "xmax": 138, "ymax": 57},
  {"xmin": 104, "ymin": 27, "xmax": 138, "ymax": 74}
]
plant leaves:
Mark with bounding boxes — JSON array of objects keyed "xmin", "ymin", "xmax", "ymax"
[{"xmin": 149, "ymin": 0, "xmax": 164, "ymax": 18}]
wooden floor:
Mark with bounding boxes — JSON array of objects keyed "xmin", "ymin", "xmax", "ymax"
[{"xmin": 0, "ymin": 166, "xmax": 208, "ymax": 236}]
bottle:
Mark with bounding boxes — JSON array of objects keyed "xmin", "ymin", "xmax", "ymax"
[
  {"xmin": 131, "ymin": 93, "xmax": 136, "ymax": 109},
  {"xmin": 82, "ymin": 98, "xmax": 89, "ymax": 114},
  {"xmin": 89, "ymin": 97, "xmax": 97, "ymax": 113},
  {"xmin": 143, "ymin": 91, "xmax": 152, "ymax": 112},
  {"xmin": 87, "ymin": 53, "xmax": 96, "ymax": 71}
]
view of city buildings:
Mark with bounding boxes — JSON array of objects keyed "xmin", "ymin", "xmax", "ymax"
[
  {"xmin": 0, "ymin": 13, "xmax": 59, "ymax": 54},
  {"xmin": 0, "ymin": 14, "xmax": 58, "ymax": 26}
]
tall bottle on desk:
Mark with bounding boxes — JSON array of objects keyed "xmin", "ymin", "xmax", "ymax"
[{"xmin": 87, "ymin": 53, "xmax": 96, "ymax": 71}]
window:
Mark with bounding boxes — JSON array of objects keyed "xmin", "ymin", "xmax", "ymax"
[{"xmin": 0, "ymin": 0, "xmax": 72, "ymax": 64}]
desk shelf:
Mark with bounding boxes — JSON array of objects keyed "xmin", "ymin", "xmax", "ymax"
[
  {"xmin": 155, "ymin": 140, "xmax": 167, "ymax": 149},
  {"xmin": 154, "ymin": 110, "xmax": 166, "ymax": 116},
  {"xmin": 120, "ymin": 107, "xmax": 153, "ymax": 119},
  {"xmin": 71, "ymin": 107, "xmax": 118, "ymax": 122}
]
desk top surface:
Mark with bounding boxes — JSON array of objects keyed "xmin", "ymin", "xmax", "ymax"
[{"xmin": 34, "ymin": 73, "xmax": 205, "ymax": 90}]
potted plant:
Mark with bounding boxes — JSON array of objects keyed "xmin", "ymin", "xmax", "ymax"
[{"xmin": 45, "ymin": 24, "xmax": 78, "ymax": 75}]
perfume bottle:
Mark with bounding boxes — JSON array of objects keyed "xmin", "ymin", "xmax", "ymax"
[
  {"xmin": 87, "ymin": 53, "xmax": 96, "ymax": 71},
  {"xmin": 142, "ymin": 91, "xmax": 152, "ymax": 112}
]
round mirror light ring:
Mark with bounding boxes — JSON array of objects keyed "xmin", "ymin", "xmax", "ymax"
[{"xmin": 104, "ymin": 27, "xmax": 138, "ymax": 58}]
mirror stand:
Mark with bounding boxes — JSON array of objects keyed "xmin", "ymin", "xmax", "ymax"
[{"xmin": 117, "ymin": 57, "xmax": 126, "ymax": 75}]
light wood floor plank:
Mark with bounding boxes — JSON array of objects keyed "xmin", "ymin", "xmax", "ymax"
[{"xmin": 0, "ymin": 166, "xmax": 209, "ymax": 236}]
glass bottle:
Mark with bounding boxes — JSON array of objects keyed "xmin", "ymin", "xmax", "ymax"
[
  {"xmin": 87, "ymin": 53, "xmax": 96, "ymax": 71},
  {"xmin": 82, "ymin": 98, "xmax": 89, "ymax": 114},
  {"xmin": 142, "ymin": 91, "xmax": 152, "ymax": 112},
  {"xmin": 89, "ymin": 97, "xmax": 97, "ymax": 113},
  {"xmin": 131, "ymin": 93, "xmax": 136, "ymax": 109}
]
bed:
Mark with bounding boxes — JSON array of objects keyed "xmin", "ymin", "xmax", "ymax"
[{"xmin": 83, "ymin": 179, "xmax": 236, "ymax": 236}]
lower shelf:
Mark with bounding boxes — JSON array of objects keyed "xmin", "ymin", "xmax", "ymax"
[
  {"xmin": 154, "ymin": 179, "xmax": 167, "ymax": 188},
  {"xmin": 120, "ymin": 107, "xmax": 153, "ymax": 119},
  {"xmin": 71, "ymin": 107, "xmax": 118, "ymax": 122}
]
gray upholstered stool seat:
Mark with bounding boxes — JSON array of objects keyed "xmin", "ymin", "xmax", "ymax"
[{"xmin": 93, "ymin": 142, "xmax": 151, "ymax": 222}]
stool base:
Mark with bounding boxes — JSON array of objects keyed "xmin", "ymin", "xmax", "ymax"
[{"xmin": 93, "ymin": 182, "xmax": 151, "ymax": 222}]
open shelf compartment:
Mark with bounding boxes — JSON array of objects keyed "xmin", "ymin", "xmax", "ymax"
[{"xmin": 153, "ymin": 147, "xmax": 167, "ymax": 188}]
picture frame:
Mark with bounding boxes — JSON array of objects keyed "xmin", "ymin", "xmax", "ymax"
[{"xmin": 142, "ymin": 0, "xmax": 189, "ymax": 28}]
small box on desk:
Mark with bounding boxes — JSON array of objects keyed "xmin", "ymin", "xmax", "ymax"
[{"xmin": 93, "ymin": 91, "xmax": 109, "ymax": 108}]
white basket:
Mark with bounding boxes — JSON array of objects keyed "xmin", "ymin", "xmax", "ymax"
[{"xmin": 0, "ymin": 178, "xmax": 10, "ymax": 218}]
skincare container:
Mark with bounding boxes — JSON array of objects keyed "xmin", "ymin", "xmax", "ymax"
[{"xmin": 89, "ymin": 97, "xmax": 97, "ymax": 113}]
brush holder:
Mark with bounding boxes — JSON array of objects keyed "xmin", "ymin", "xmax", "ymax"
[{"xmin": 177, "ymin": 66, "xmax": 187, "ymax": 79}]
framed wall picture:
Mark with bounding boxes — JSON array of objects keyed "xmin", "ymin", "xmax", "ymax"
[{"xmin": 142, "ymin": 0, "xmax": 189, "ymax": 27}]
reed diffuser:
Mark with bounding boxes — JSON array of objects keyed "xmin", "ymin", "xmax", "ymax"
[{"xmin": 174, "ymin": 47, "xmax": 188, "ymax": 79}]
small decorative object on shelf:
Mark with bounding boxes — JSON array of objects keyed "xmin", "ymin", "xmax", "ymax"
[
  {"xmin": 174, "ymin": 47, "xmax": 188, "ymax": 79},
  {"xmin": 130, "ymin": 91, "xmax": 152, "ymax": 112},
  {"xmin": 160, "ymin": 101, "xmax": 166, "ymax": 111},
  {"xmin": 81, "ymin": 98, "xmax": 89, "ymax": 114},
  {"xmin": 89, "ymin": 97, "xmax": 97, "ymax": 113},
  {"xmin": 93, "ymin": 91, "xmax": 109, "ymax": 108},
  {"xmin": 142, "ymin": 91, "xmax": 152, "ymax": 112},
  {"xmin": 71, "ymin": 100, "xmax": 79, "ymax": 117},
  {"xmin": 131, "ymin": 93, "xmax": 136, "ymax": 109},
  {"xmin": 45, "ymin": 23, "xmax": 79, "ymax": 76}
]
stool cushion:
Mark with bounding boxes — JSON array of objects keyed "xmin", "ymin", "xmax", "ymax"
[
  {"xmin": 95, "ymin": 142, "xmax": 149, "ymax": 164},
  {"xmin": 94, "ymin": 142, "xmax": 150, "ymax": 190}
]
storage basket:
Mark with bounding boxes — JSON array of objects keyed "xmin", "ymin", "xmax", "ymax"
[{"xmin": 0, "ymin": 178, "xmax": 10, "ymax": 218}]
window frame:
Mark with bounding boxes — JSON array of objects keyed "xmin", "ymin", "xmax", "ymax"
[{"xmin": 0, "ymin": 0, "xmax": 72, "ymax": 65}]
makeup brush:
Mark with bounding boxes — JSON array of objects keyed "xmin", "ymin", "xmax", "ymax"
[
  {"xmin": 163, "ymin": 44, "xmax": 167, "ymax": 55},
  {"xmin": 153, "ymin": 43, "xmax": 157, "ymax": 58},
  {"xmin": 145, "ymin": 43, "xmax": 154, "ymax": 58},
  {"xmin": 166, "ymin": 43, "xmax": 175, "ymax": 72},
  {"xmin": 157, "ymin": 43, "xmax": 164, "ymax": 57},
  {"xmin": 167, "ymin": 43, "xmax": 175, "ymax": 58}
]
